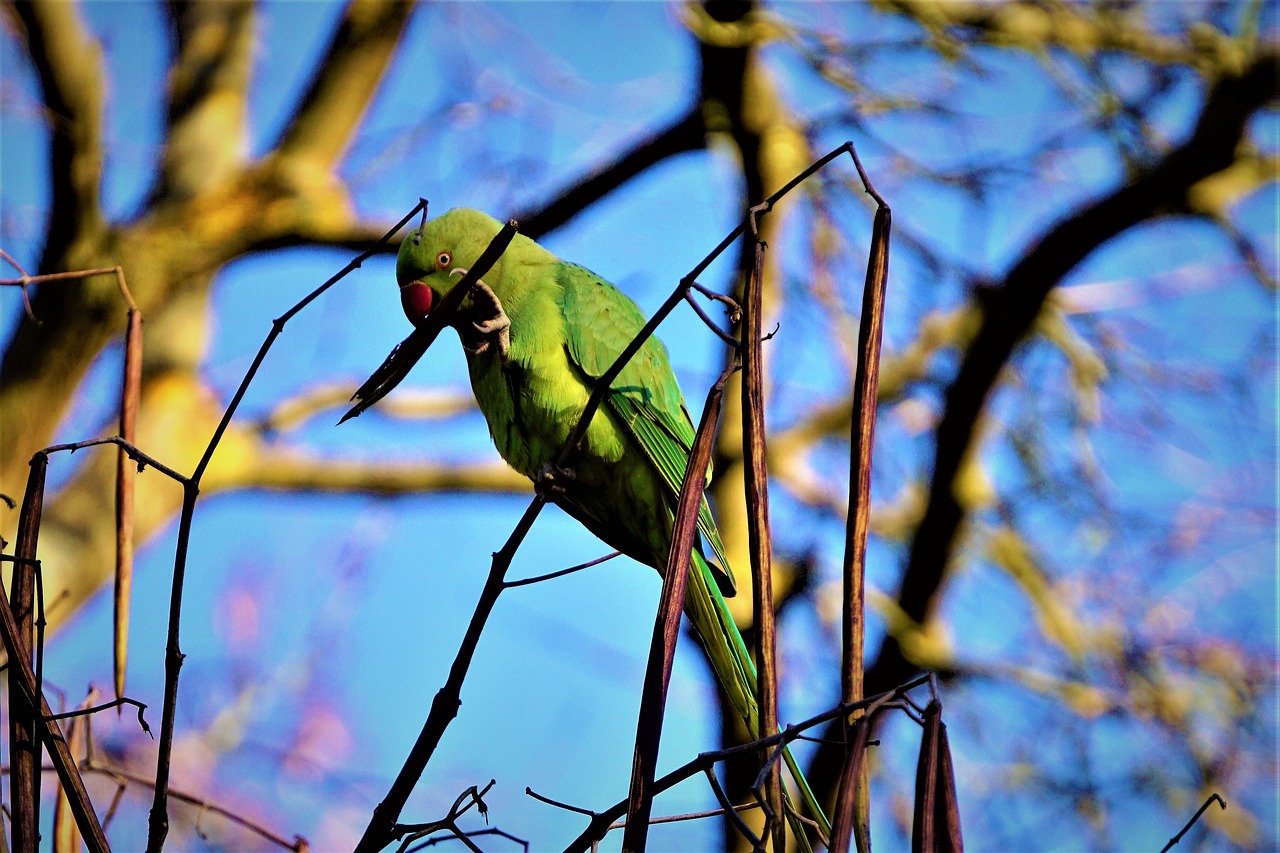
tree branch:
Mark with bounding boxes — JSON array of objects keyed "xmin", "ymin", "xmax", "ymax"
[
  {"xmin": 153, "ymin": 0, "xmax": 255, "ymax": 203},
  {"xmin": 273, "ymin": 0, "xmax": 418, "ymax": 170},
  {"xmin": 808, "ymin": 47, "xmax": 1278, "ymax": 804},
  {"xmin": 515, "ymin": 107, "xmax": 706, "ymax": 239},
  {"xmin": 9, "ymin": 0, "xmax": 106, "ymax": 266}
]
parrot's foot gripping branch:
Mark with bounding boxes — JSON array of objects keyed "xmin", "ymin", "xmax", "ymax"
[{"xmin": 534, "ymin": 463, "xmax": 575, "ymax": 499}]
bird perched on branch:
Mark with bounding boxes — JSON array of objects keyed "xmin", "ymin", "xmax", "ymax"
[{"xmin": 352, "ymin": 207, "xmax": 829, "ymax": 842}]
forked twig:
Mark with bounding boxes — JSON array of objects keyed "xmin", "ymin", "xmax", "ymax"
[
  {"xmin": 83, "ymin": 761, "xmax": 308, "ymax": 851},
  {"xmin": 146, "ymin": 202, "xmax": 429, "ymax": 853},
  {"xmin": 563, "ymin": 674, "xmax": 931, "ymax": 853},
  {"xmin": 503, "ymin": 551, "xmax": 621, "ymax": 589},
  {"xmin": 621, "ymin": 143, "xmax": 867, "ymax": 853}
]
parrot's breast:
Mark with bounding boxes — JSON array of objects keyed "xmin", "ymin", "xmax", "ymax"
[{"xmin": 463, "ymin": 290, "xmax": 673, "ymax": 570}]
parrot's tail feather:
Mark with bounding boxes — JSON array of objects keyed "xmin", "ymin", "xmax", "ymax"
[{"xmin": 687, "ymin": 553, "xmax": 833, "ymax": 847}]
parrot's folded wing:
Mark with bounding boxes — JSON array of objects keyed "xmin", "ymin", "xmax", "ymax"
[{"xmin": 557, "ymin": 263, "xmax": 736, "ymax": 596}]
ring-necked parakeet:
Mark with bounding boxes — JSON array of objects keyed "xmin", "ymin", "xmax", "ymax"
[{"xmin": 362, "ymin": 208, "xmax": 829, "ymax": 840}]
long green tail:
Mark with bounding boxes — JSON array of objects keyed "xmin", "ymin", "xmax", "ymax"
[{"xmin": 687, "ymin": 553, "xmax": 832, "ymax": 848}]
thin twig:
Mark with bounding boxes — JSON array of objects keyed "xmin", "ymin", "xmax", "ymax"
[
  {"xmin": 47, "ymin": 697, "xmax": 151, "ymax": 736},
  {"xmin": 1158, "ymin": 793, "xmax": 1226, "ymax": 853},
  {"xmin": 407, "ymin": 827, "xmax": 529, "ymax": 853},
  {"xmin": 83, "ymin": 761, "xmax": 307, "ymax": 851},
  {"xmin": 146, "ymin": 201, "xmax": 427, "ymax": 853},
  {"xmin": 392, "ymin": 781, "xmax": 495, "ymax": 853},
  {"xmin": 683, "ymin": 290, "xmax": 738, "ymax": 347},
  {"xmin": 742, "ymin": 202, "xmax": 785, "ymax": 853},
  {"xmin": 610, "ymin": 800, "xmax": 761, "ymax": 830},
  {"xmin": 525, "ymin": 787, "xmax": 598, "ymax": 818},
  {"xmin": 354, "ymin": 498, "xmax": 547, "ymax": 853},
  {"xmin": 563, "ymin": 674, "xmax": 931, "ymax": 853},
  {"xmin": 40, "ymin": 437, "xmax": 190, "ymax": 486},
  {"xmin": 503, "ymin": 551, "xmax": 621, "ymax": 589}
]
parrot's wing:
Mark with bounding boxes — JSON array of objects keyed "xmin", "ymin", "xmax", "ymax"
[{"xmin": 558, "ymin": 263, "xmax": 736, "ymax": 596}]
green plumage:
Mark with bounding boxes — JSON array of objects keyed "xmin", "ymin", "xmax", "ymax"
[{"xmin": 396, "ymin": 208, "xmax": 828, "ymax": 841}]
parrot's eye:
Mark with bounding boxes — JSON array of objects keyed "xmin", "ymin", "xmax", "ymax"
[{"xmin": 435, "ymin": 251, "xmax": 452, "ymax": 269}]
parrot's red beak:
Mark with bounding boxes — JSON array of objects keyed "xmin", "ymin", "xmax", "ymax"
[{"xmin": 400, "ymin": 280, "xmax": 434, "ymax": 327}]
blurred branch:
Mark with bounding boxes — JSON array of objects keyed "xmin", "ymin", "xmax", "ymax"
[
  {"xmin": 274, "ymin": 0, "xmax": 418, "ymax": 170},
  {"xmin": 83, "ymin": 761, "xmax": 309, "ymax": 852},
  {"xmin": 8, "ymin": 0, "xmax": 106, "ymax": 263},
  {"xmin": 881, "ymin": 47, "xmax": 1277, "ymax": 691},
  {"xmin": 807, "ymin": 46, "xmax": 1278, "ymax": 804},
  {"xmin": 876, "ymin": 0, "xmax": 1247, "ymax": 72},
  {"xmin": 516, "ymin": 107, "xmax": 706, "ymax": 239},
  {"xmin": 154, "ymin": 1, "xmax": 254, "ymax": 202},
  {"xmin": 244, "ymin": 453, "xmax": 528, "ymax": 496},
  {"xmin": 256, "ymin": 385, "xmax": 475, "ymax": 433}
]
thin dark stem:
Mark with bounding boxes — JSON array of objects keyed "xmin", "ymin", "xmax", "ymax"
[
  {"xmin": 41, "ymin": 436, "xmax": 190, "ymax": 485},
  {"xmin": 146, "ymin": 482, "xmax": 198, "ymax": 853},
  {"xmin": 1159, "ymin": 793, "xmax": 1226, "ymax": 853},
  {"xmin": 742, "ymin": 204, "xmax": 784, "ymax": 853},
  {"xmin": 354, "ymin": 498, "xmax": 548, "ymax": 853},
  {"xmin": 0, "ymin": 456, "xmax": 107, "ymax": 851},
  {"xmin": 683, "ymin": 290, "xmax": 738, "ymax": 347},
  {"xmin": 564, "ymin": 674, "xmax": 931, "ymax": 853},
  {"xmin": 621, "ymin": 357, "xmax": 734, "ymax": 853},
  {"xmin": 525, "ymin": 787, "xmax": 598, "ymax": 818},
  {"xmin": 144, "ymin": 201, "xmax": 425, "ymax": 852},
  {"xmin": 703, "ymin": 767, "xmax": 761, "ymax": 849},
  {"xmin": 47, "ymin": 697, "xmax": 150, "ymax": 735},
  {"xmin": 503, "ymin": 551, "xmax": 621, "ymax": 589},
  {"xmin": 199, "ymin": 200, "xmax": 427, "ymax": 479},
  {"xmin": 612, "ymin": 800, "xmax": 761, "ymax": 830}
]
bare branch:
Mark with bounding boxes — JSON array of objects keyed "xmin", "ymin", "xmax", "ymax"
[
  {"xmin": 257, "ymin": 385, "xmax": 475, "ymax": 434},
  {"xmin": 807, "ymin": 47, "xmax": 1279, "ymax": 810},
  {"xmin": 877, "ymin": 49, "xmax": 1277, "ymax": 695},
  {"xmin": 84, "ymin": 761, "xmax": 308, "ymax": 851},
  {"xmin": 515, "ymin": 107, "xmax": 706, "ymax": 239}
]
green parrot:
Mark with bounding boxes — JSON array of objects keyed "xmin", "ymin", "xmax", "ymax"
[{"xmin": 352, "ymin": 207, "xmax": 829, "ymax": 842}]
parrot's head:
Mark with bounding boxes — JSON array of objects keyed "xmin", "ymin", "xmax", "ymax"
[{"xmin": 396, "ymin": 208, "xmax": 506, "ymax": 328}]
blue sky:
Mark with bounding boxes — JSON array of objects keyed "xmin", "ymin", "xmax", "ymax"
[{"xmin": 2, "ymin": 3, "xmax": 1276, "ymax": 850}]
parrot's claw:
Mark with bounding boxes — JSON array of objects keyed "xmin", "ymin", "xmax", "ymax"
[
  {"xmin": 534, "ymin": 463, "xmax": 575, "ymax": 498},
  {"xmin": 458, "ymin": 280, "xmax": 511, "ymax": 359}
]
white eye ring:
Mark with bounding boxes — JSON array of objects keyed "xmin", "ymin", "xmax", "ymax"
[{"xmin": 435, "ymin": 251, "xmax": 452, "ymax": 269}]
